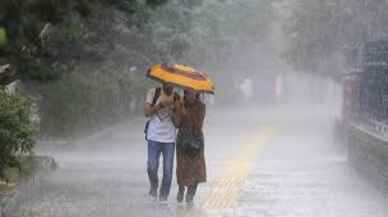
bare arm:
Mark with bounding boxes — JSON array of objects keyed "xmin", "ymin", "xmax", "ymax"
[
  {"xmin": 172, "ymin": 99, "xmax": 184, "ymax": 128},
  {"xmin": 144, "ymin": 88, "xmax": 164, "ymax": 117}
]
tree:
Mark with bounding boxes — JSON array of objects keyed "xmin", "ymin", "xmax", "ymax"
[
  {"xmin": 1, "ymin": 0, "xmax": 276, "ymax": 139},
  {"xmin": 0, "ymin": 0, "xmax": 169, "ymax": 138},
  {"xmin": 0, "ymin": 90, "xmax": 35, "ymax": 179},
  {"xmin": 282, "ymin": 0, "xmax": 388, "ymax": 77},
  {"xmin": 145, "ymin": 0, "xmax": 275, "ymax": 103}
]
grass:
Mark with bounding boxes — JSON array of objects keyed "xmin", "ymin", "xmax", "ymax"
[
  {"xmin": 0, "ymin": 181, "xmax": 16, "ymax": 194},
  {"xmin": 0, "ymin": 167, "xmax": 20, "ymax": 194},
  {"xmin": 0, "ymin": 155, "xmax": 57, "ymax": 194}
]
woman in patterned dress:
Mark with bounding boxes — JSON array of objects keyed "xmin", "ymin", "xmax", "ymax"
[{"xmin": 174, "ymin": 90, "xmax": 207, "ymax": 205}]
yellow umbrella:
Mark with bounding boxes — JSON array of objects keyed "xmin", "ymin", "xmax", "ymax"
[{"xmin": 147, "ymin": 64, "xmax": 215, "ymax": 94}]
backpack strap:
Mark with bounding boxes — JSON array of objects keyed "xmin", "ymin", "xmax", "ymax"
[{"xmin": 152, "ymin": 87, "xmax": 161, "ymax": 106}]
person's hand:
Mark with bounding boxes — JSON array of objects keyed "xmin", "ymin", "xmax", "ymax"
[
  {"xmin": 151, "ymin": 103, "xmax": 162, "ymax": 115},
  {"xmin": 176, "ymin": 97, "xmax": 187, "ymax": 115},
  {"xmin": 159, "ymin": 94, "xmax": 174, "ymax": 107},
  {"xmin": 174, "ymin": 98, "xmax": 183, "ymax": 112},
  {"xmin": 174, "ymin": 99, "xmax": 181, "ymax": 108}
]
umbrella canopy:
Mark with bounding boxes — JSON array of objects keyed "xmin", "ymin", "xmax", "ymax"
[{"xmin": 147, "ymin": 64, "xmax": 215, "ymax": 94}]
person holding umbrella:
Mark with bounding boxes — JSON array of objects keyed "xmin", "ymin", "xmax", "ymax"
[
  {"xmin": 147, "ymin": 64, "xmax": 214, "ymax": 205},
  {"xmin": 144, "ymin": 82, "xmax": 179, "ymax": 201}
]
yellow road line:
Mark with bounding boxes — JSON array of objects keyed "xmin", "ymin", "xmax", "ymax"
[{"xmin": 201, "ymin": 127, "xmax": 276, "ymax": 210}]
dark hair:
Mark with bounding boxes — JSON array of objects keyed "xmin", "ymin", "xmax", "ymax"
[{"xmin": 183, "ymin": 90, "xmax": 200, "ymax": 101}]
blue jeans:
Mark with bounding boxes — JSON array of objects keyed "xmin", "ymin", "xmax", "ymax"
[{"xmin": 147, "ymin": 140, "xmax": 175, "ymax": 199}]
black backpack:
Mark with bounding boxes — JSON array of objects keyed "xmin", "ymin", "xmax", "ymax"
[{"xmin": 144, "ymin": 87, "xmax": 161, "ymax": 140}]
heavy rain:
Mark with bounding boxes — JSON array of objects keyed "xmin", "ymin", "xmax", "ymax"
[{"xmin": 1, "ymin": 0, "xmax": 388, "ymax": 217}]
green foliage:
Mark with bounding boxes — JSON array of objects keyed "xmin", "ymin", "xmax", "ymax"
[
  {"xmin": 0, "ymin": 27, "xmax": 7, "ymax": 46},
  {"xmin": 0, "ymin": 0, "xmax": 275, "ymax": 139},
  {"xmin": 0, "ymin": 0, "xmax": 151, "ymax": 83},
  {"xmin": 18, "ymin": 59, "xmax": 66, "ymax": 82},
  {"xmin": 1, "ymin": 156, "xmax": 56, "ymax": 183},
  {"xmin": 0, "ymin": 90, "xmax": 35, "ymax": 179},
  {"xmin": 29, "ymin": 0, "xmax": 71, "ymax": 24},
  {"xmin": 0, "ymin": 0, "xmax": 169, "ymax": 139},
  {"xmin": 38, "ymin": 62, "xmax": 148, "ymax": 138},
  {"xmin": 146, "ymin": 0, "xmax": 168, "ymax": 7},
  {"xmin": 62, "ymin": 16, "xmax": 83, "ymax": 40},
  {"xmin": 283, "ymin": 0, "xmax": 388, "ymax": 76},
  {"xmin": 156, "ymin": 0, "xmax": 275, "ymax": 102},
  {"xmin": 35, "ymin": 0, "xmax": 276, "ymax": 135},
  {"xmin": 146, "ymin": 0, "xmax": 274, "ymax": 66}
]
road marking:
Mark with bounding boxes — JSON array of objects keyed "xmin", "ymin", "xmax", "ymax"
[{"xmin": 201, "ymin": 127, "xmax": 276, "ymax": 210}]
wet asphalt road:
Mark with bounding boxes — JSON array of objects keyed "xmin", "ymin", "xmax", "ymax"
[{"xmin": 9, "ymin": 105, "xmax": 388, "ymax": 217}]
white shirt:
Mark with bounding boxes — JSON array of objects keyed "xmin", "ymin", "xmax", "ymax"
[{"xmin": 145, "ymin": 88, "xmax": 177, "ymax": 143}]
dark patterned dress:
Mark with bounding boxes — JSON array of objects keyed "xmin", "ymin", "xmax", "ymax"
[{"xmin": 176, "ymin": 102, "xmax": 207, "ymax": 186}]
